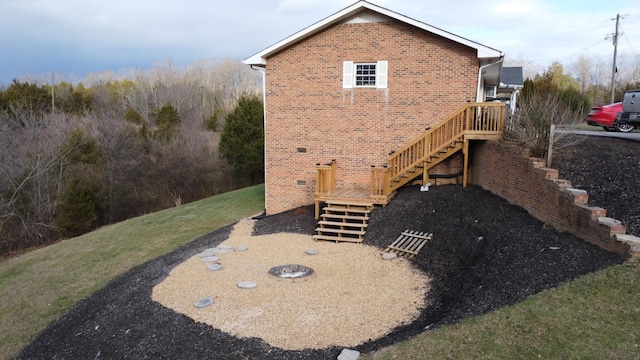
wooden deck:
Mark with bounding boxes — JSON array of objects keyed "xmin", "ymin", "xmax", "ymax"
[{"xmin": 314, "ymin": 188, "xmax": 392, "ymax": 219}]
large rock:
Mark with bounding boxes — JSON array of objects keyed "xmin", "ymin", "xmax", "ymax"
[{"xmin": 337, "ymin": 348, "xmax": 360, "ymax": 360}]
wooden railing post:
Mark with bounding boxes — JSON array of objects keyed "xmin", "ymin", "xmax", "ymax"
[
  {"xmin": 370, "ymin": 165, "xmax": 390, "ymax": 199},
  {"xmin": 315, "ymin": 159, "xmax": 337, "ymax": 196}
]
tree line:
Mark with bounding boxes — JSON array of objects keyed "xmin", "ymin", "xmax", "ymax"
[{"xmin": 0, "ymin": 58, "xmax": 264, "ymax": 255}]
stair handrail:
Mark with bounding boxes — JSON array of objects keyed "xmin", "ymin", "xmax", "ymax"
[{"xmin": 382, "ymin": 102, "xmax": 505, "ymax": 193}]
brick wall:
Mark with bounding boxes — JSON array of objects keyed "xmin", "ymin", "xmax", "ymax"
[
  {"xmin": 471, "ymin": 141, "xmax": 638, "ymax": 258},
  {"xmin": 264, "ymin": 18, "xmax": 478, "ymax": 214}
]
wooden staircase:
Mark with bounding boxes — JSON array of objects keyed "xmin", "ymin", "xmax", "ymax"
[
  {"xmin": 387, "ymin": 138, "xmax": 465, "ymax": 191},
  {"xmin": 312, "ymin": 200, "xmax": 373, "ymax": 243},
  {"xmin": 313, "ymin": 103, "xmax": 506, "ymax": 241}
]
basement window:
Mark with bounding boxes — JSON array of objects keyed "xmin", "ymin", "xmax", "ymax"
[
  {"xmin": 296, "ymin": 180, "xmax": 307, "ymax": 186},
  {"xmin": 296, "ymin": 147, "xmax": 307, "ymax": 154}
]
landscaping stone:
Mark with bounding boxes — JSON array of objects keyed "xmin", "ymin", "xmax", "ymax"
[
  {"xmin": 305, "ymin": 249, "xmax": 319, "ymax": 255},
  {"xmin": 207, "ymin": 264, "xmax": 222, "ymax": 271},
  {"xmin": 382, "ymin": 252, "xmax": 397, "ymax": 260},
  {"xmin": 200, "ymin": 256, "xmax": 220, "ymax": 263},
  {"xmin": 337, "ymin": 348, "xmax": 360, "ymax": 360},
  {"xmin": 237, "ymin": 281, "xmax": 257, "ymax": 289},
  {"xmin": 220, "ymin": 245, "xmax": 234, "ymax": 250},
  {"xmin": 193, "ymin": 297, "xmax": 214, "ymax": 308},
  {"xmin": 198, "ymin": 250, "xmax": 216, "ymax": 257},
  {"xmin": 212, "ymin": 249, "xmax": 230, "ymax": 255},
  {"xmin": 234, "ymin": 246, "xmax": 248, "ymax": 252}
]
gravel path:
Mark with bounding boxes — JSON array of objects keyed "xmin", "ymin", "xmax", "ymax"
[{"xmin": 17, "ymin": 137, "xmax": 634, "ymax": 359}]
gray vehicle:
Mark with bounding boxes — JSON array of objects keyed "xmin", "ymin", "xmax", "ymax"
[{"xmin": 615, "ymin": 89, "xmax": 640, "ymax": 133}]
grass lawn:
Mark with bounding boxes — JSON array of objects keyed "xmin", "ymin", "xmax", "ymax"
[
  {"xmin": 0, "ymin": 184, "xmax": 265, "ymax": 360},
  {"xmin": 366, "ymin": 260, "xmax": 640, "ymax": 360}
]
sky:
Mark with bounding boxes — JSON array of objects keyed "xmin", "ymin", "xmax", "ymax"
[{"xmin": 1, "ymin": 0, "xmax": 639, "ymax": 85}]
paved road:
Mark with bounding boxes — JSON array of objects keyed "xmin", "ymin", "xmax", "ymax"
[{"xmin": 556, "ymin": 130, "xmax": 640, "ymax": 142}]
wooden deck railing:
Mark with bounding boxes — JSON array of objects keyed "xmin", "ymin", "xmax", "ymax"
[{"xmin": 315, "ymin": 159, "xmax": 336, "ymax": 196}]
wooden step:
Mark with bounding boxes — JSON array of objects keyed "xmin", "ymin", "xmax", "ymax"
[
  {"xmin": 325, "ymin": 199, "xmax": 373, "ymax": 206},
  {"xmin": 314, "ymin": 227, "xmax": 366, "ymax": 236},
  {"xmin": 318, "ymin": 221, "xmax": 368, "ymax": 228},
  {"xmin": 312, "ymin": 234, "xmax": 364, "ymax": 243},
  {"xmin": 323, "ymin": 206, "xmax": 371, "ymax": 214},
  {"xmin": 321, "ymin": 213, "xmax": 369, "ymax": 221}
]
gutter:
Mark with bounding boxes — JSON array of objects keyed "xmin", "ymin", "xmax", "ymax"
[
  {"xmin": 476, "ymin": 56, "xmax": 504, "ymax": 102},
  {"xmin": 250, "ymin": 64, "xmax": 268, "ymax": 215}
]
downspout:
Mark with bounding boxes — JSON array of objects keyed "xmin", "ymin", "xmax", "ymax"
[
  {"xmin": 251, "ymin": 64, "xmax": 267, "ymax": 214},
  {"xmin": 476, "ymin": 56, "xmax": 504, "ymax": 102}
]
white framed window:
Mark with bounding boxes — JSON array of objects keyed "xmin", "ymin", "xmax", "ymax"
[
  {"xmin": 484, "ymin": 86, "xmax": 496, "ymax": 100},
  {"xmin": 343, "ymin": 61, "xmax": 388, "ymax": 89}
]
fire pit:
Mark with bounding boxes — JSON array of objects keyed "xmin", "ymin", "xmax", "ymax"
[{"xmin": 268, "ymin": 264, "xmax": 314, "ymax": 279}]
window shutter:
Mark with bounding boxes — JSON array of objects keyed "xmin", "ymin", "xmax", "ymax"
[
  {"xmin": 376, "ymin": 60, "xmax": 388, "ymax": 89},
  {"xmin": 343, "ymin": 61, "xmax": 354, "ymax": 89}
]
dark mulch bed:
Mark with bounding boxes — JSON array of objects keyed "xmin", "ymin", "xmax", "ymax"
[
  {"xmin": 17, "ymin": 136, "xmax": 636, "ymax": 359},
  {"xmin": 553, "ymin": 136, "xmax": 640, "ymax": 236}
]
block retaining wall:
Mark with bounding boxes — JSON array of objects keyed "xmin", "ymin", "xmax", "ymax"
[{"xmin": 471, "ymin": 141, "xmax": 640, "ymax": 259}]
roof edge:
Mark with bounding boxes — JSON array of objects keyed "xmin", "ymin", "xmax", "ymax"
[{"xmin": 243, "ymin": 0, "xmax": 503, "ymax": 66}]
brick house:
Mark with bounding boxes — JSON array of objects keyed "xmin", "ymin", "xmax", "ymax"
[{"xmin": 244, "ymin": 1, "xmax": 506, "ymax": 224}]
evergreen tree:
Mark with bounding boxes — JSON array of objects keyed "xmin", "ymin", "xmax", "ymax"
[
  {"xmin": 154, "ymin": 103, "xmax": 180, "ymax": 141},
  {"xmin": 219, "ymin": 94, "xmax": 264, "ymax": 186}
]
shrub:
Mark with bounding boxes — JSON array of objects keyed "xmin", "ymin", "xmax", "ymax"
[{"xmin": 505, "ymin": 93, "xmax": 584, "ymax": 158}]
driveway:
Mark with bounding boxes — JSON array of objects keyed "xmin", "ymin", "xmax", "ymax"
[{"xmin": 557, "ymin": 129, "xmax": 640, "ymax": 142}]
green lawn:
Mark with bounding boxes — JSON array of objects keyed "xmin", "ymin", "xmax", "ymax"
[
  {"xmin": 366, "ymin": 260, "xmax": 640, "ymax": 360},
  {"xmin": 0, "ymin": 184, "xmax": 265, "ymax": 360},
  {"xmin": 2, "ymin": 183, "xmax": 638, "ymax": 360}
]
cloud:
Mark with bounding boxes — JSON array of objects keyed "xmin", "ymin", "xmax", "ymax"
[{"xmin": 1, "ymin": 0, "xmax": 639, "ymax": 83}]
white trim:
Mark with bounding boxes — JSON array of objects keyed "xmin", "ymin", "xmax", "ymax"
[{"xmin": 244, "ymin": 1, "xmax": 503, "ymax": 66}]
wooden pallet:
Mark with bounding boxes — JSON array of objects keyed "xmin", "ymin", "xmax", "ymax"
[{"xmin": 385, "ymin": 230, "xmax": 432, "ymax": 258}]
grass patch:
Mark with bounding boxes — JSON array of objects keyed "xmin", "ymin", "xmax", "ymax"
[
  {"xmin": 366, "ymin": 260, "xmax": 640, "ymax": 360},
  {"xmin": 564, "ymin": 123, "xmax": 605, "ymax": 131},
  {"xmin": 0, "ymin": 184, "xmax": 264, "ymax": 360}
]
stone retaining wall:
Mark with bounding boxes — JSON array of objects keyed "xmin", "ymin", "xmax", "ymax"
[{"xmin": 471, "ymin": 141, "xmax": 640, "ymax": 259}]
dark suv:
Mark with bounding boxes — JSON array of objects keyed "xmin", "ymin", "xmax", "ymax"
[{"xmin": 615, "ymin": 89, "xmax": 640, "ymax": 132}]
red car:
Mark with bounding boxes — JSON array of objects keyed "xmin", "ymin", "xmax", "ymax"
[{"xmin": 586, "ymin": 102, "xmax": 622, "ymax": 131}]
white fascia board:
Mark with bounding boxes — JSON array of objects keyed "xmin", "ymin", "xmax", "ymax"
[{"xmin": 243, "ymin": 0, "xmax": 503, "ymax": 66}]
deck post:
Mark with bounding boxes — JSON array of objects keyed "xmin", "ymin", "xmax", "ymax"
[{"xmin": 463, "ymin": 139, "xmax": 469, "ymax": 187}]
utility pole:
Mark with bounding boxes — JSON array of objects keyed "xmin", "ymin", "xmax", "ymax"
[
  {"xmin": 51, "ymin": 73, "xmax": 55, "ymax": 114},
  {"xmin": 610, "ymin": 14, "xmax": 620, "ymax": 103}
]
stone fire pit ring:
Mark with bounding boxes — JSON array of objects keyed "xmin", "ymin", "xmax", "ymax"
[{"xmin": 268, "ymin": 264, "xmax": 314, "ymax": 279}]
